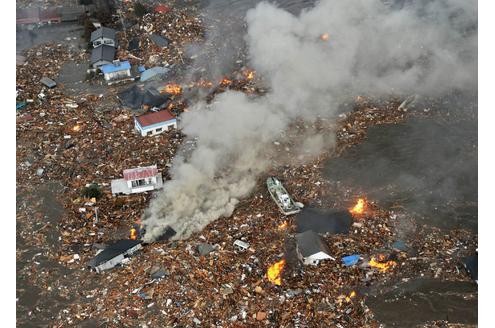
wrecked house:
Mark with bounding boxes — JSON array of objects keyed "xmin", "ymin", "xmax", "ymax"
[
  {"xmin": 100, "ymin": 60, "xmax": 132, "ymax": 82},
  {"xmin": 134, "ymin": 109, "xmax": 177, "ymax": 137},
  {"xmin": 295, "ymin": 207, "xmax": 352, "ymax": 235},
  {"xmin": 87, "ymin": 239, "xmax": 142, "ymax": 273},
  {"xmin": 91, "ymin": 26, "xmax": 117, "ymax": 48},
  {"xmin": 90, "ymin": 45, "xmax": 116, "ymax": 68},
  {"xmin": 111, "ymin": 165, "xmax": 163, "ymax": 196},
  {"xmin": 117, "ymin": 84, "xmax": 171, "ymax": 111},
  {"xmin": 295, "ymin": 230, "xmax": 334, "ymax": 266},
  {"xmin": 140, "ymin": 66, "xmax": 170, "ymax": 82}
]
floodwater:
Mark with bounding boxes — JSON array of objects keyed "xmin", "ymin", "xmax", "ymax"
[
  {"xmin": 324, "ymin": 94, "xmax": 478, "ymax": 325},
  {"xmin": 324, "ymin": 112, "xmax": 477, "ymax": 231},
  {"xmin": 366, "ymin": 278, "xmax": 477, "ymax": 327}
]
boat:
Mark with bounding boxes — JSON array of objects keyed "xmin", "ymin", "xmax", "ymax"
[{"xmin": 267, "ymin": 177, "xmax": 301, "ymax": 215}]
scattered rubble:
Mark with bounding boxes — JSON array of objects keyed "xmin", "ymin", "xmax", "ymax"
[{"xmin": 16, "ymin": 1, "xmax": 477, "ymax": 327}]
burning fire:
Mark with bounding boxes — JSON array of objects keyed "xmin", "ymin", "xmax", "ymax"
[
  {"xmin": 345, "ymin": 290, "xmax": 357, "ymax": 302},
  {"xmin": 220, "ymin": 77, "xmax": 233, "ymax": 87},
  {"xmin": 163, "ymin": 83, "xmax": 182, "ymax": 95},
  {"xmin": 350, "ymin": 198, "xmax": 366, "ymax": 215},
  {"xmin": 130, "ymin": 228, "xmax": 138, "ymax": 240},
  {"xmin": 278, "ymin": 221, "xmax": 289, "ymax": 230},
  {"xmin": 369, "ymin": 255, "xmax": 397, "ymax": 272},
  {"xmin": 242, "ymin": 69, "xmax": 255, "ymax": 81},
  {"xmin": 72, "ymin": 125, "xmax": 81, "ymax": 132},
  {"xmin": 267, "ymin": 259, "xmax": 286, "ymax": 286},
  {"xmin": 320, "ymin": 33, "xmax": 330, "ymax": 41}
]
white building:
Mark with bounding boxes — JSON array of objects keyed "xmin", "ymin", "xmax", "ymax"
[
  {"xmin": 134, "ymin": 109, "xmax": 177, "ymax": 137},
  {"xmin": 111, "ymin": 165, "xmax": 163, "ymax": 196},
  {"xmin": 90, "ymin": 26, "xmax": 116, "ymax": 48},
  {"xmin": 295, "ymin": 230, "xmax": 335, "ymax": 266},
  {"xmin": 100, "ymin": 60, "xmax": 132, "ymax": 82}
]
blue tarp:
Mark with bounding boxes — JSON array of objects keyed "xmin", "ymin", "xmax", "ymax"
[
  {"xmin": 16, "ymin": 101, "xmax": 27, "ymax": 110},
  {"xmin": 100, "ymin": 61, "xmax": 131, "ymax": 74},
  {"xmin": 342, "ymin": 254, "xmax": 360, "ymax": 267},
  {"xmin": 140, "ymin": 66, "xmax": 169, "ymax": 82},
  {"xmin": 138, "ymin": 65, "xmax": 146, "ymax": 73}
]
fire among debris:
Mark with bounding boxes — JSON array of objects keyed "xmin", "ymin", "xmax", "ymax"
[
  {"xmin": 267, "ymin": 259, "xmax": 286, "ymax": 286},
  {"xmin": 72, "ymin": 125, "xmax": 81, "ymax": 132},
  {"xmin": 162, "ymin": 83, "xmax": 182, "ymax": 95},
  {"xmin": 242, "ymin": 69, "xmax": 255, "ymax": 81},
  {"xmin": 278, "ymin": 221, "xmax": 289, "ymax": 230},
  {"xmin": 369, "ymin": 255, "xmax": 397, "ymax": 272},
  {"xmin": 129, "ymin": 228, "xmax": 138, "ymax": 240},
  {"xmin": 345, "ymin": 290, "xmax": 357, "ymax": 302},
  {"xmin": 350, "ymin": 198, "xmax": 366, "ymax": 216},
  {"xmin": 320, "ymin": 33, "xmax": 330, "ymax": 41}
]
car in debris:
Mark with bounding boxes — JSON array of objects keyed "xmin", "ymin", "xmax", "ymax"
[
  {"xmin": 266, "ymin": 177, "xmax": 301, "ymax": 215},
  {"xmin": 87, "ymin": 239, "xmax": 143, "ymax": 273},
  {"xmin": 233, "ymin": 240, "xmax": 249, "ymax": 252}
]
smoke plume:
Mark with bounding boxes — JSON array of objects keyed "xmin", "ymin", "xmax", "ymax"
[{"xmin": 142, "ymin": 0, "xmax": 477, "ymax": 241}]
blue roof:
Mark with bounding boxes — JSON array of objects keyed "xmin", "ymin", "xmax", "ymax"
[{"xmin": 100, "ymin": 61, "xmax": 131, "ymax": 74}]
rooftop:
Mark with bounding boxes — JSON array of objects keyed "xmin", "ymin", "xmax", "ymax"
[
  {"xmin": 135, "ymin": 109, "xmax": 175, "ymax": 128},
  {"xmin": 87, "ymin": 239, "xmax": 142, "ymax": 268},
  {"xmin": 295, "ymin": 230, "xmax": 331, "ymax": 257},
  {"xmin": 90, "ymin": 45, "xmax": 115, "ymax": 64},
  {"xmin": 100, "ymin": 61, "xmax": 131, "ymax": 74},
  {"xmin": 123, "ymin": 165, "xmax": 158, "ymax": 181},
  {"xmin": 91, "ymin": 26, "xmax": 117, "ymax": 42}
]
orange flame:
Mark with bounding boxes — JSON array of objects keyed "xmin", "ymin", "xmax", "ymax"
[
  {"xmin": 369, "ymin": 256, "xmax": 397, "ymax": 272},
  {"xmin": 350, "ymin": 198, "xmax": 366, "ymax": 215},
  {"xmin": 130, "ymin": 228, "xmax": 138, "ymax": 240},
  {"xmin": 278, "ymin": 221, "xmax": 289, "ymax": 230},
  {"xmin": 72, "ymin": 125, "xmax": 81, "ymax": 132},
  {"xmin": 220, "ymin": 77, "xmax": 232, "ymax": 87},
  {"xmin": 163, "ymin": 83, "xmax": 182, "ymax": 95},
  {"xmin": 243, "ymin": 69, "xmax": 255, "ymax": 81},
  {"xmin": 267, "ymin": 259, "xmax": 286, "ymax": 285},
  {"xmin": 320, "ymin": 33, "xmax": 330, "ymax": 41}
]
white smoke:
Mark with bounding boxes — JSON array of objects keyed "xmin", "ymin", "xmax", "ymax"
[{"xmin": 143, "ymin": 0, "xmax": 477, "ymax": 241}]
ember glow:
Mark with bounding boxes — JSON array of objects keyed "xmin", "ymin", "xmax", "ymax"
[
  {"xmin": 278, "ymin": 221, "xmax": 288, "ymax": 230},
  {"xmin": 130, "ymin": 228, "xmax": 138, "ymax": 240},
  {"xmin": 72, "ymin": 125, "xmax": 81, "ymax": 132},
  {"xmin": 163, "ymin": 83, "xmax": 182, "ymax": 95},
  {"xmin": 369, "ymin": 256, "xmax": 397, "ymax": 272},
  {"xmin": 267, "ymin": 259, "xmax": 286, "ymax": 285},
  {"xmin": 350, "ymin": 198, "xmax": 366, "ymax": 215},
  {"xmin": 242, "ymin": 69, "xmax": 255, "ymax": 81},
  {"xmin": 345, "ymin": 290, "xmax": 357, "ymax": 302},
  {"xmin": 220, "ymin": 77, "xmax": 233, "ymax": 87},
  {"xmin": 320, "ymin": 33, "xmax": 330, "ymax": 41}
]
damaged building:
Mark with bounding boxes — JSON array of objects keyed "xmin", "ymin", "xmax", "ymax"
[{"xmin": 87, "ymin": 239, "xmax": 143, "ymax": 273}]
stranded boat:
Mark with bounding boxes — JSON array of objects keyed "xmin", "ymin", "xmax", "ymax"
[{"xmin": 267, "ymin": 177, "xmax": 302, "ymax": 215}]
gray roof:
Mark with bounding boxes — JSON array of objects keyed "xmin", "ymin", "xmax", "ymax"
[
  {"xmin": 150, "ymin": 34, "xmax": 170, "ymax": 48},
  {"xmin": 91, "ymin": 45, "xmax": 115, "ymax": 64},
  {"xmin": 87, "ymin": 239, "xmax": 142, "ymax": 268},
  {"xmin": 295, "ymin": 230, "xmax": 331, "ymax": 257},
  {"xmin": 91, "ymin": 27, "xmax": 116, "ymax": 42},
  {"xmin": 40, "ymin": 77, "xmax": 57, "ymax": 88}
]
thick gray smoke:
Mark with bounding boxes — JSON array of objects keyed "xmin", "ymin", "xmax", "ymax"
[{"xmin": 142, "ymin": 0, "xmax": 477, "ymax": 241}]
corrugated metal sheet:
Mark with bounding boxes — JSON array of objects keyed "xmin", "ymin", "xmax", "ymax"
[
  {"xmin": 123, "ymin": 165, "xmax": 158, "ymax": 181},
  {"xmin": 136, "ymin": 110, "xmax": 175, "ymax": 127}
]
